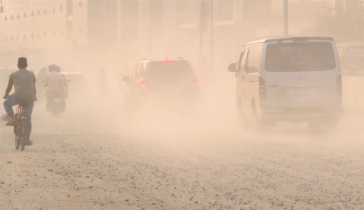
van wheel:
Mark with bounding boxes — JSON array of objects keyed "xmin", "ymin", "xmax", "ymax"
[
  {"xmin": 236, "ymin": 98, "xmax": 249, "ymax": 128},
  {"xmin": 251, "ymin": 102, "xmax": 266, "ymax": 133}
]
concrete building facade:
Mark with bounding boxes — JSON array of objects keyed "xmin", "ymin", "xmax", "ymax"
[{"xmin": 1, "ymin": 0, "xmax": 359, "ymax": 72}]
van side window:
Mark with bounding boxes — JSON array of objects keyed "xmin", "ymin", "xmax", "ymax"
[
  {"xmin": 241, "ymin": 47, "xmax": 250, "ymax": 73},
  {"xmin": 238, "ymin": 49, "xmax": 245, "ymax": 72},
  {"xmin": 247, "ymin": 44, "xmax": 263, "ymax": 73},
  {"xmin": 246, "ymin": 47, "xmax": 253, "ymax": 72}
]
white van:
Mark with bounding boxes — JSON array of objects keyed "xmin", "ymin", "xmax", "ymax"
[{"xmin": 228, "ymin": 37, "xmax": 342, "ymax": 129}]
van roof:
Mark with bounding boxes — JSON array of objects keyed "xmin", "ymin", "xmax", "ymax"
[
  {"xmin": 245, "ymin": 36, "xmax": 334, "ymax": 46},
  {"xmin": 336, "ymin": 43, "xmax": 364, "ymax": 47}
]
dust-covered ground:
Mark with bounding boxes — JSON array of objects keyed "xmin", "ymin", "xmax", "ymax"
[{"xmin": 1, "ymin": 76, "xmax": 364, "ymax": 210}]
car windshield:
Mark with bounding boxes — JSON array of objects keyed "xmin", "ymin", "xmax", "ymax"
[
  {"xmin": 265, "ymin": 42, "xmax": 336, "ymax": 72},
  {"xmin": 346, "ymin": 46, "xmax": 364, "ymax": 57},
  {"xmin": 145, "ymin": 61, "xmax": 195, "ymax": 80}
]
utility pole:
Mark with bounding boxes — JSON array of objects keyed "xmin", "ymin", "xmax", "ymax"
[
  {"xmin": 210, "ymin": 0, "xmax": 214, "ymax": 75},
  {"xmin": 283, "ymin": 0, "xmax": 288, "ymax": 36},
  {"xmin": 0, "ymin": 0, "xmax": 3, "ymax": 13},
  {"xmin": 149, "ymin": 0, "xmax": 152, "ymax": 57},
  {"xmin": 199, "ymin": 0, "xmax": 204, "ymax": 71}
]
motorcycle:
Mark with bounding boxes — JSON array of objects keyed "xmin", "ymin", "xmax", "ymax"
[{"xmin": 50, "ymin": 92, "xmax": 65, "ymax": 116}]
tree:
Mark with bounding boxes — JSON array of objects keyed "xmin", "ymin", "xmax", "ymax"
[{"xmin": 301, "ymin": 3, "xmax": 364, "ymax": 43}]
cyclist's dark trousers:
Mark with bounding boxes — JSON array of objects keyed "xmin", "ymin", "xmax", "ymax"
[{"xmin": 3, "ymin": 94, "xmax": 34, "ymax": 135}]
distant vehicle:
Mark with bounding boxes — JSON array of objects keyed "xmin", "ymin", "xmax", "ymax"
[
  {"xmin": 336, "ymin": 43, "xmax": 364, "ymax": 75},
  {"xmin": 228, "ymin": 37, "xmax": 342, "ymax": 131},
  {"xmin": 49, "ymin": 91, "xmax": 66, "ymax": 117},
  {"xmin": 122, "ymin": 59, "xmax": 201, "ymax": 115}
]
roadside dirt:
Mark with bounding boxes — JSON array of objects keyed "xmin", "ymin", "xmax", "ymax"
[{"xmin": 1, "ymin": 90, "xmax": 364, "ymax": 210}]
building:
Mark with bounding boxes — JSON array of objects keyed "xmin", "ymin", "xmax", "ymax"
[
  {"xmin": 0, "ymin": 0, "xmax": 182, "ymax": 71},
  {"xmin": 2, "ymin": 0, "xmax": 355, "ymax": 74},
  {"xmin": 0, "ymin": 0, "xmax": 89, "ymax": 70}
]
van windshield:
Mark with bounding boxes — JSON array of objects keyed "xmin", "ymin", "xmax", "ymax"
[{"xmin": 265, "ymin": 42, "xmax": 336, "ymax": 72}]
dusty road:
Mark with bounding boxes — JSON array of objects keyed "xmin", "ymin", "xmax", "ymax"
[{"xmin": 1, "ymin": 95, "xmax": 364, "ymax": 210}]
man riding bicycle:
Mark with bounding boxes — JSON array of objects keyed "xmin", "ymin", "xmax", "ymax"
[
  {"xmin": 3, "ymin": 57, "xmax": 36, "ymax": 146},
  {"xmin": 45, "ymin": 64, "xmax": 67, "ymax": 111}
]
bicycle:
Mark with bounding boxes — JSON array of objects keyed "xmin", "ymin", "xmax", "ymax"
[{"xmin": 14, "ymin": 104, "xmax": 29, "ymax": 151}]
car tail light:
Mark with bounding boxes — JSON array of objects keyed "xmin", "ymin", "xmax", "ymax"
[
  {"xmin": 259, "ymin": 76, "xmax": 266, "ymax": 99},
  {"xmin": 337, "ymin": 74, "xmax": 342, "ymax": 97},
  {"xmin": 140, "ymin": 79, "xmax": 146, "ymax": 88},
  {"xmin": 193, "ymin": 78, "xmax": 198, "ymax": 82},
  {"xmin": 164, "ymin": 60, "xmax": 174, "ymax": 63}
]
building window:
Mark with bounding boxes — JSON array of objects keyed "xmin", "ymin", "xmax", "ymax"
[
  {"xmin": 4, "ymin": 16, "xmax": 8, "ymax": 21},
  {"xmin": 43, "ymin": 9, "xmax": 47, "ymax": 14},
  {"xmin": 37, "ymin": 10, "xmax": 41, "ymax": 15},
  {"xmin": 31, "ymin": 33, "xmax": 35, "ymax": 39},
  {"xmin": 53, "ymin": 7, "xmax": 56, "ymax": 13},
  {"xmin": 59, "ymin": 5, "xmax": 64, "ymax": 11},
  {"xmin": 23, "ymin": 13, "xmax": 27, "ymax": 18},
  {"xmin": 10, "ymin": 36, "xmax": 13, "ymax": 41},
  {"xmin": 78, "ymin": 1, "xmax": 83, "ymax": 7},
  {"xmin": 37, "ymin": 33, "xmax": 41, "ymax": 38},
  {"xmin": 23, "ymin": 35, "xmax": 27, "ymax": 40},
  {"xmin": 10, "ymin": 15, "xmax": 14, "ymax": 20},
  {"xmin": 17, "ymin": 14, "xmax": 21, "ymax": 19},
  {"xmin": 31, "ymin": 11, "xmax": 35, "ymax": 16}
]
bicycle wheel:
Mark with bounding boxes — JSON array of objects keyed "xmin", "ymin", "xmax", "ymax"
[
  {"xmin": 15, "ymin": 127, "xmax": 20, "ymax": 150},
  {"xmin": 14, "ymin": 115, "xmax": 21, "ymax": 150},
  {"xmin": 20, "ymin": 118, "xmax": 27, "ymax": 151},
  {"xmin": 15, "ymin": 133, "xmax": 21, "ymax": 150}
]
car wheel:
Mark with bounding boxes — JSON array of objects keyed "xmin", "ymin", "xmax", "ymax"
[{"xmin": 250, "ymin": 101, "xmax": 266, "ymax": 134}]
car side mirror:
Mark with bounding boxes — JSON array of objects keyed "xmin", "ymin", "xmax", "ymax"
[
  {"xmin": 228, "ymin": 63, "xmax": 237, "ymax": 72},
  {"xmin": 122, "ymin": 76, "xmax": 131, "ymax": 83}
]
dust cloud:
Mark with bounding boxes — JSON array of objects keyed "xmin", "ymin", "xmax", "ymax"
[{"xmin": 1, "ymin": 0, "xmax": 364, "ymax": 210}]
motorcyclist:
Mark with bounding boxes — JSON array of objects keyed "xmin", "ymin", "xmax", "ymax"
[{"xmin": 45, "ymin": 64, "xmax": 67, "ymax": 111}]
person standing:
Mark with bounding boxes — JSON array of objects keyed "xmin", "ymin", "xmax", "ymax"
[{"xmin": 3, "ymin": 57, "xmax": 36, "ymax": 146}]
